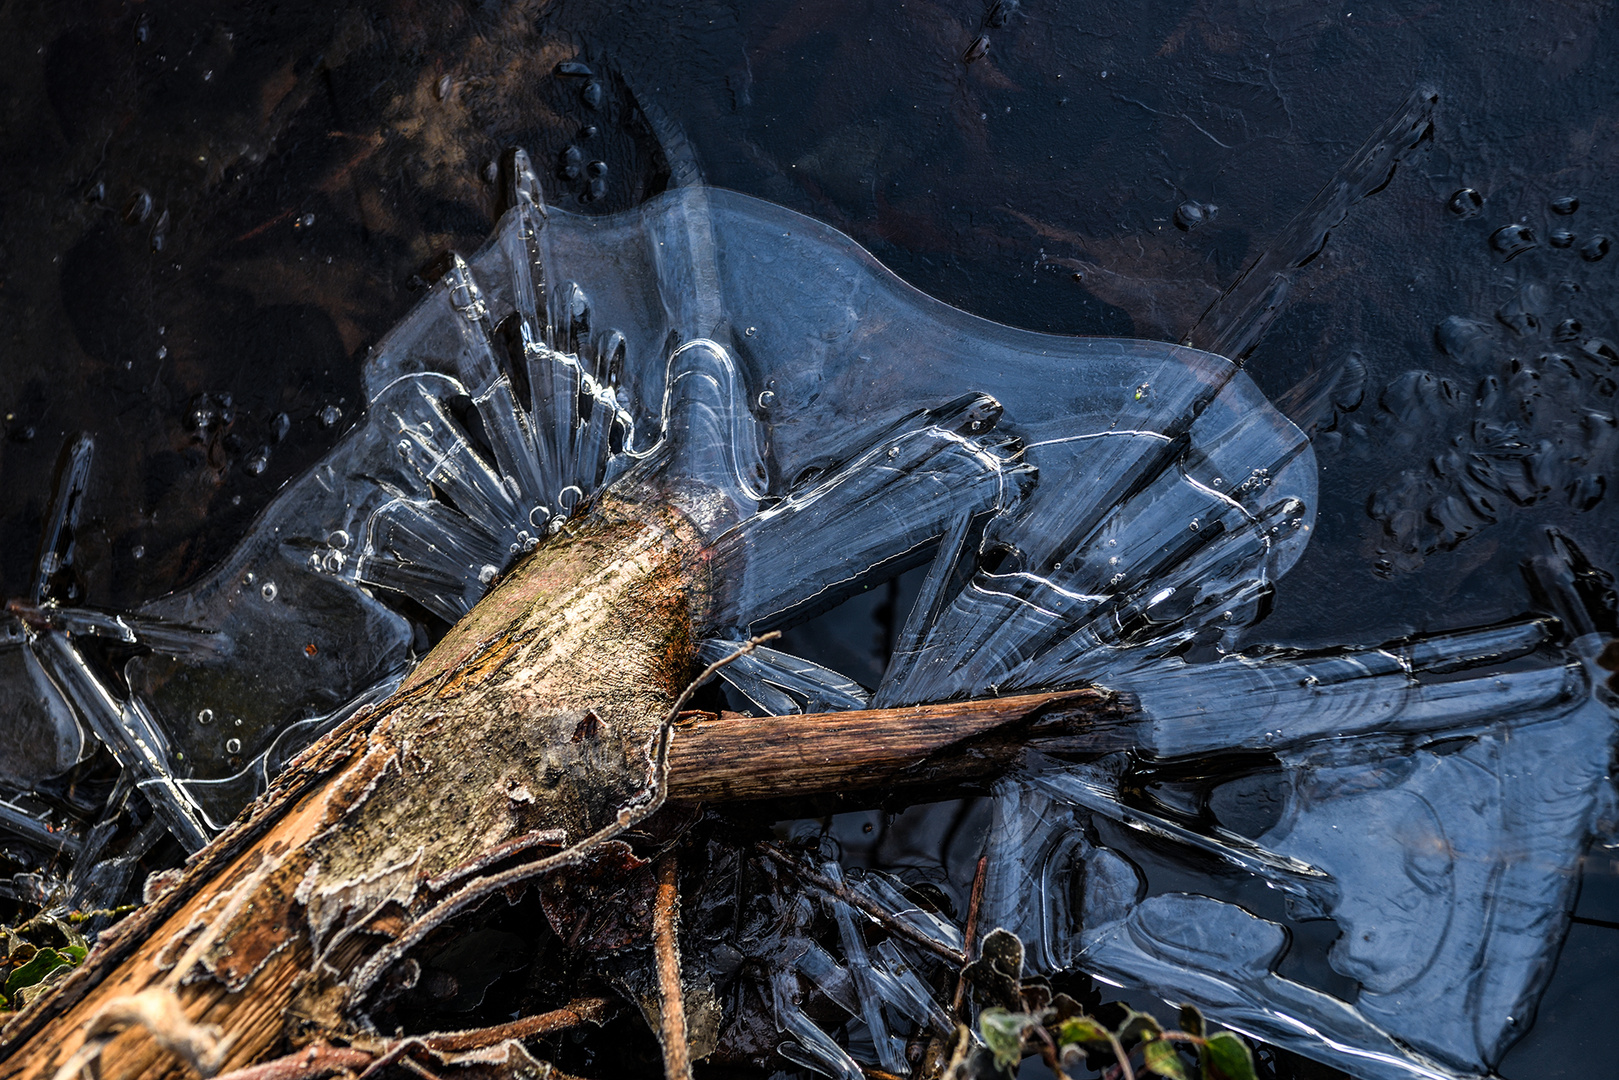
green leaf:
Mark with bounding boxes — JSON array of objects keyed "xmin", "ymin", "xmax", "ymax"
[
  {"xmin": 1205, "ymin": 1032, "xmax": 1257, "ymax": 1080},
  {"xmin": 4, "ymin": 948, "xmax": 72, "ymax": 1000},
  {"xmin": 1143, "ymin": 1038, "xmax": 1189, "ymax": 1080},
  {"xmin": 979, "ymin": 1007, "xmax": 1033, "ymax": 1071},
  {"xmin": 1177, "ymin": 1003, "xmax": 1204, "ymax": 1038},
  {"xmin": 1056, "ymin": 1016, "xmax": 1112, "ymax": 1045},
  {"xmin": 1117, "ymin": 1007, "xmax": 1163, "ymax": 1044}
]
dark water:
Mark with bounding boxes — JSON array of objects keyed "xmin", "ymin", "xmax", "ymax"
[{"xmin": 1, "ymin": 1, "xmax": 1616, "ymax": 1076}]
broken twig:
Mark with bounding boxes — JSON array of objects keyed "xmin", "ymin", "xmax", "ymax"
[
  {"xmin": 757, "ymin": 843, "xmax": 965, "ymax": 967},
  {"xmin": 952, "ymin": 854, "xmax": 990, "ymax": 1020},
  {"xmin": 421, "ymin": 996, "xmax": 615, "ymax": 1053},
  {"xmin": 652, "ymin": 853, "xmax": 691, "ymax": 1080}
]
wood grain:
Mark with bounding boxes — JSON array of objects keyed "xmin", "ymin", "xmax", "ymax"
[{"xmin": 666, "ymin": 688, "xmax": 1130, "ymax": 801}]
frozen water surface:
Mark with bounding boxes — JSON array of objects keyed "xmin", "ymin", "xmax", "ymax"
[{"xmin": 0, "ymin": 147, "xmax": 1614, "ymax": 1080}]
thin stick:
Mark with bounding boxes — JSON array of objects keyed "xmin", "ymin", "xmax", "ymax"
[
  {"xmin": 1031, "ymin": 1022, "xmax": 1070, "ymax": 1080},
  {"xmin": 951, "ymin": 854, "xmax": 990, "ymax": 1020},
  {"xmin": 397, "ymin": 1059, "xmax": 445, "ymax": 1080},
  {"xmin": 757, "ymin": 843, "xmax": 965, "ymax": 967},
  {"xmin": 211, "ymin": 1044, "xmax": 374, "ymax": 1080},
  {"xmin": 652, "ymin": 853, "xmax": 691, "ymax": 1080},
  {"xmin": 421, "ymin": 996, "xmax": 614, "ymax": 1053},
  {"xmin": 1105, "ymin": 1031, "xmax": 1136, "ymax": 1080}
]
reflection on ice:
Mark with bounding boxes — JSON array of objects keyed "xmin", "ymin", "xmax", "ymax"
[{"xmin": 0, "ymin": 147, "xmax": 1611, "ymax": 1080}]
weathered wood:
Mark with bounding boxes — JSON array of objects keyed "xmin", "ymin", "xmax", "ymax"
[
  {"xmin": 1, "ymin": 497, "xmax": 704, "ymax": 1080},
  {"xmin": 0, "ymin": 497, "xmax": 1127, "ymax": 1080},
  {"xmin": 665, "ymin": 688, "xmax": 1128, "ymax": 802}
]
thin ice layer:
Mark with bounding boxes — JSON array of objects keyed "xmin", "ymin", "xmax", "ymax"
[
  {"xmin": 971, "ymin": 623, "xmax": 1616, "ymax": 1079},
  {"xmin": 698, "ymin": 640, "xmax": 869, "ymax": 715},
  {"xmin": 118, "ymin": 180, "xmax": 1310, "ymax": 829}
]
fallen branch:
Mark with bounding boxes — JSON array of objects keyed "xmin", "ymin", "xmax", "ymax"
[
  {"xmin": 0, "ymin": 508, "xmax": 1126, "ymax": 1080},
  {"xmin": 668, "ymin": 688, "xmax": 1129, "ymax": 803}
]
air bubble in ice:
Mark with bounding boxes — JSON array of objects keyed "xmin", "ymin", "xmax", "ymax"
[
  {"xmin": 1579, "ymin": 234, "xmax": 1610, "ymax": 262},
  {"xmin": 1551, "ymin": 229, "xmax": 1575, "ymax": 248},
  {"xmin": 328, "ymin": 530, "xmax": 350, "ymax": 549},
  {"xmin": 1174, "ymin": 202, "xmax": 1215, "ymax": 231},
  {"xmin": 319, "ymin": 404, "xmax": 343, "ymax": 429},
  {"xmin": 197, "ymin": 708, "xmax": 213, "ymax": 725},
  {"xmin": 1447, "ymin": 188, "xmax": 1483, "ymax": 218},
  {"xmin": 1551, "ymin": 195, "xmax": 1580, "ymax": 214},
  {"xmin": 758, "ymin": 390, "xmax": 776, "ymax": 409},
  {"xmin": 478, "ymin": 565, "xmax": 498, "ymax": 584},
  {"xmin": 260, "ymin": 582, "xmax": 277, "ymax": 601},
  {"xmin": 122, "ymin": 189, "xmax": 153, "ymax": 225},
  {"xmin": 1490, "ymin": 223, "xmax": 1537, "ymax": 258},
  {"xmin": 245, "ymin": 448, "xmax": 269, "ymax": 475},
  {"xmin": 225, "ymin": 738, "xmax": 241, "ymax": 755}
]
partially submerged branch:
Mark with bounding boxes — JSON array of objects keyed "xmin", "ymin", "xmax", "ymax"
[
  {"xmin": 667, "ymin": 688, "xmax": 1131, "ymax": 803},
  {"xmin": 0, "ymin": 510, "xmax": 1125, "ymax": 1080}
]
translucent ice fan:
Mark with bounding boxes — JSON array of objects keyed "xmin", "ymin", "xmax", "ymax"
[{"xmin": 1, "ymin": 149, "xmax": 1315, "ymax": 846}]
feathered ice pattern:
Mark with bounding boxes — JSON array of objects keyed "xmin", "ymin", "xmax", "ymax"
[{"xmin": 0, "ymin": 150, "xmax": 1611, "ymax": 1080}]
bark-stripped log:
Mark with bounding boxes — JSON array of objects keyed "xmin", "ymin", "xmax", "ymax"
[{"xmin": 0, "ymin": 494, "xmax": 1128, "ymax": 1080}]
